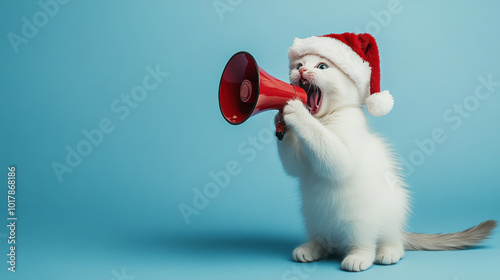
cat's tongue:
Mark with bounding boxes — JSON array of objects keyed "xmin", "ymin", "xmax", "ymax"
[{"xmin": 307, "ymin": 89, "xmax": 322, "ymax": 114}]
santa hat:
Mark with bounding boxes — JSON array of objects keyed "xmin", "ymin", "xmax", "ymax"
[{"xmin": 288, "ymin": 33, "xmax": 393, "ymax": 117}]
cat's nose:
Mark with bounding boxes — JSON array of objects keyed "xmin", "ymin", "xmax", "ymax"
[{"xmin": 299, "ymin": 67, "xmax": 308, "ymax": 74}]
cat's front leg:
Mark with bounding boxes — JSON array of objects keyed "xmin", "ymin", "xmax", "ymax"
[
  {"xmin": 281, "ymin": 99, "xmax": 313, "ymax": 129},
  {"xmin": 275, "ymin": 111, "xmax": 306, "ymax": 176},
  {"xmin": 283, "ymin": 99, "xmax": 353, "ymax": 180}
]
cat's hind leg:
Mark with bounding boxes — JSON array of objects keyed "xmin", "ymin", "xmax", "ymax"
[
  {"xmin": 341, "ymin": 231, "xmax": 377, "ymax": 272},
  {"xmin": 293, "ymin": 240, "xmax": 329, "ymax": 263},
  {"xmin": 341, "ymin": 246, "xmax": 376, "ymax": 272},
  {"xmin": 375, "ymin": 244, "xmax": 404, "ymax": 265},
  {"xmin": 375, "ymin": 232, "xmax": 404, "ymax": 265}
]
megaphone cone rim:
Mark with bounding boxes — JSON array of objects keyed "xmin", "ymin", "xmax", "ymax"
[{"xmin": 218, "ymin": 51, "xmax": 260, "ymax": 125}]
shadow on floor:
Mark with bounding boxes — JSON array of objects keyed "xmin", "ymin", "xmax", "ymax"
[{"xmin": 123, "ymin": 230, "xmax": 305, "ymax": 259}]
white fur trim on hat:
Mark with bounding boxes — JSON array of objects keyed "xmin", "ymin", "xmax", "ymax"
[
  {"xmin": 288, "ymin": 36, "xmax": 372, "ymax": 96},
  {"xmin": 365, "ymin": 90, "xmax": 394, "ymax": 117}
]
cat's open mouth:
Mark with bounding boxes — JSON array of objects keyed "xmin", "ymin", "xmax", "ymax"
[{"xmin": 299, "ymin": 80, "xmax": 322, "ymax": 114}]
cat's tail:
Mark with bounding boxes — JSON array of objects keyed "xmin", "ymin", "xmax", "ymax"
[{"xmin": 403, "ymin": 220, "xmax": 497, "ymax": 251}]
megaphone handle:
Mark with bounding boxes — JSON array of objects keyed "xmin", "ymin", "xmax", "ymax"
[{"xmin": 275, "ymin": 109, "xmax": 287, "ymax": 141}]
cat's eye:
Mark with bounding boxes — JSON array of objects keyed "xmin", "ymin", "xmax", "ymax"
[
  {"xmin": 317, "ymin": 63, "xmax": 328, "ymax": 70},
  {"xmin": 296, "ymin": 63, "xmax": 303, "ymax": 70}
]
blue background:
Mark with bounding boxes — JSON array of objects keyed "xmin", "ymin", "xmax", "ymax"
[{"xmin": 1, "ymin": 0, "xmax": 499, "ymax": 279}]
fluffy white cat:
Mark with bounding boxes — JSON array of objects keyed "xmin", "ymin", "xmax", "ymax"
[{"xmin": 276, "ymin": 54, "xmax": 497, "ymax": 272}]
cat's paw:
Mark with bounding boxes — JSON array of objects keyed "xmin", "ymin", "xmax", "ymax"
[
  {"xmin": 375, "ymin": 245, "xmax": 404, "ymax": 265},
  {"xmin": 283, "ymin": 99, "xmax": 309, "ymax": 127},
  {"xmin": 341, "ymin": 254, "xmax": 374, "ymax": 272},
  {"xmin": 293, "ymin": 242, "xmax": 327, "ymax": 263}
]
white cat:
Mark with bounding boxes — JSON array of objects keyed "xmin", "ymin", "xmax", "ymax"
[{"xmin": 277, "ymin": 53, "xmax": 497, "ymax": 272}]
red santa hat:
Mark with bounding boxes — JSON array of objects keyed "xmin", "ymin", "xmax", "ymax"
[{"xmin": 288, "ymin": 33, "xmax": 393, "ymax": 117}]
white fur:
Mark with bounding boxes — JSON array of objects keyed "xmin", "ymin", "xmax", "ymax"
[{"xmin": 278, "ymin": 55, "xmax": 409, "ymax": 272}]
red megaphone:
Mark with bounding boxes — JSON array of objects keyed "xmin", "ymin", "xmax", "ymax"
[{"xmin": 218, "ymin": 51, "xmax": 307, "ymax": 126}]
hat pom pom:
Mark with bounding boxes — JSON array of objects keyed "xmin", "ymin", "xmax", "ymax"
[{"xmin": 365, "ymin": 90, "xmax": 394, "ymax": 117}]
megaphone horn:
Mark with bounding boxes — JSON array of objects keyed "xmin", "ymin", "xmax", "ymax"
[{"xmin": 218, "ymin": 51, "xmax": 307, "ymax": 126}]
